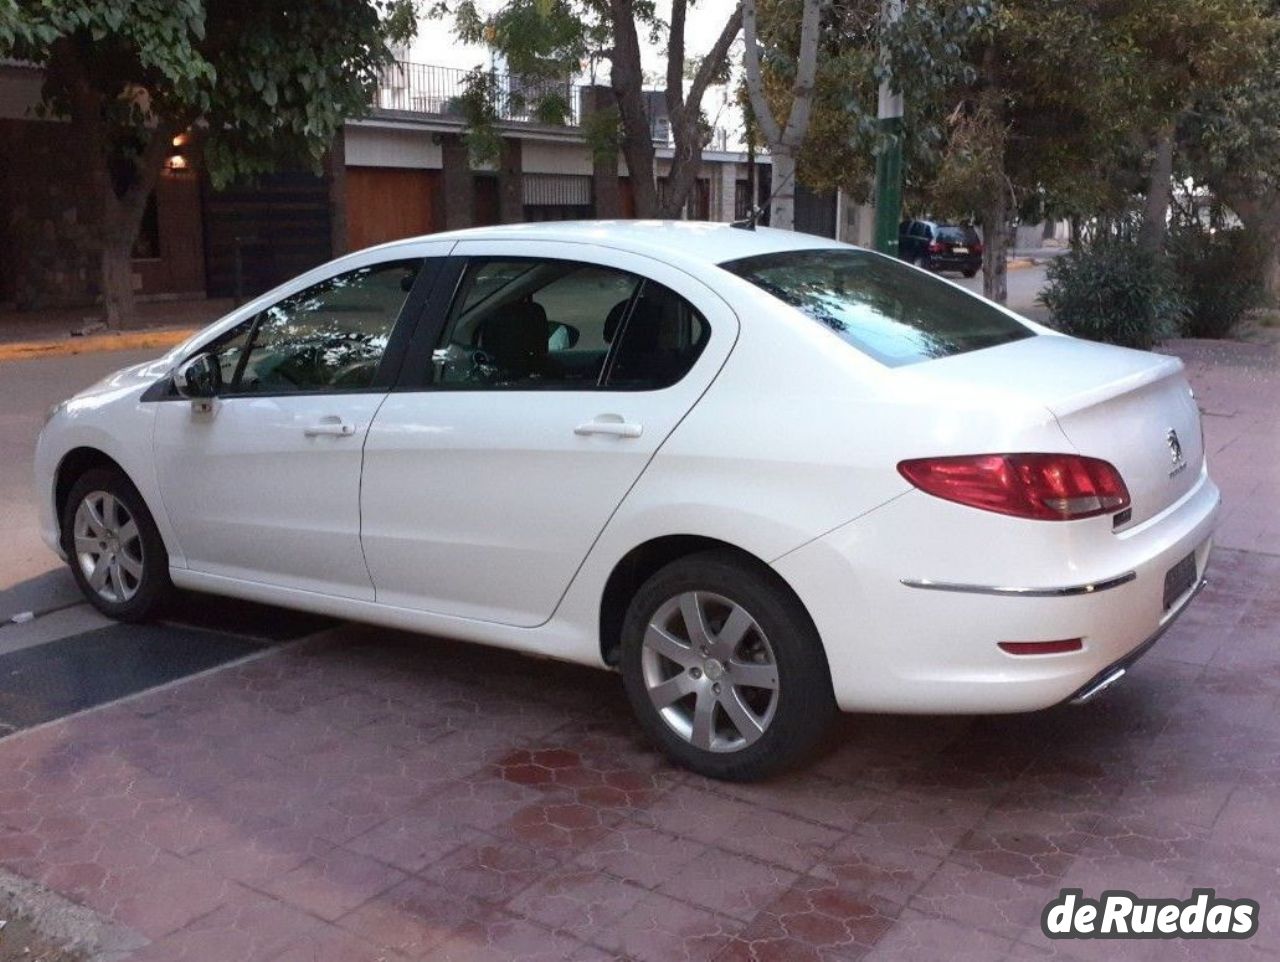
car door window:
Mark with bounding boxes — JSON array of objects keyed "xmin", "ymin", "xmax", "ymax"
[
  {"xmin": 222, "ymin": 259, "xmax": 421, "ymax": 395},
  {"xmin": 604, "ymin": 280, "xmax": 710, "ymax": 390},
  {"xmin": 432, "ymin": 259, "xmax": 642, "ymax": 389}
]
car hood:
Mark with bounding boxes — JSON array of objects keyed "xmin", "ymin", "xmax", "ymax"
[{"xmin": 65, "ymin": 358, "xmax": 171, "ymax": 409}]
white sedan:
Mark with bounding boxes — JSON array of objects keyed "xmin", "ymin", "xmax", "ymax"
[{"xmin": 35, "ymin": 222, "xmax": 1219, "ymax": 780}]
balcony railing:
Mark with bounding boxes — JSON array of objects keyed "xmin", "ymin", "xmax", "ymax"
[
  {"xmin": 373, "ymin": 62, "xmax": 591, "ymax": 128},
  {"xmin": 371, "ymin": 60, "xmax": 732, "ymax": 151}
]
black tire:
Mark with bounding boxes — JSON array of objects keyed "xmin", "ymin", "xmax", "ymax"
[
  {"xmin": 912, "ymin": 255, "xmax": 931, "ymax": 271},
  {"xmin": 963, "ymin": 268, "xmax": 979, "ymax": 278},
  {"xmin": 61, "ymin": 466, "xmax": 172, "ymax": 622},
  {"xmin": 620, "ymin": 550, "xmax": 836, "ymax": 781}
]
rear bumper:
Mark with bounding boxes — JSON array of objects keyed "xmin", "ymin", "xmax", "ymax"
[
  {"xmin": 773, "ymin": 469, "xmax": 1221, "ymax": 714},
  {"xmin": 926, "ymin": 255, "xmax": 981, "ymax": 272},
  {"xmin": 1066, "ymin": 574, "xmax": 1206, "ymax": 704}
]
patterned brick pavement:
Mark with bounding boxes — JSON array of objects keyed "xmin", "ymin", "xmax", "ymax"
[
  {"xmin": 0, "ymin": 547, "xmax": 1277, "ymax": 962},
  {"xmin": 1, "ymin": 337, "xmax": 1278, "ymax": 961}
]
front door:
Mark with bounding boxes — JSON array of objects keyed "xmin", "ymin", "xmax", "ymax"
[
  {"xmin": 152, "ymin": 256, "xmax": 429, "ymax": 598},
  {"xmin": 359, "ymin": 241, "xmax": 739, "ymax": 626}
]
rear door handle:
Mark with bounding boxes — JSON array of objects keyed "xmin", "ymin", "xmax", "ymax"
[
  {"xmin": 304, "ymin": 416, "xmax": 356, "ymax": 438},
  {"xmin": 574, "ymin": 416, "xmax": 643, "ymax": 439}
]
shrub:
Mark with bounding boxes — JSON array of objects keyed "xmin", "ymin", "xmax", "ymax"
[
  {"xmin": 1169, "ymin": 225, "xmax": 1265, "ymax": 339},
  {"xmin": 1039, "ymin": 240, "xmax": 1188, "ymax": 349}
]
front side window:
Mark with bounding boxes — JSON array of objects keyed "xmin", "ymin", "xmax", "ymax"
[
  {"xmin": 221, "ymin": 260, "xmax": 421, "ymax": 395},
  {"xmin": 723, "ymin": 248, "xmax": 1034, "ymax": 367}
]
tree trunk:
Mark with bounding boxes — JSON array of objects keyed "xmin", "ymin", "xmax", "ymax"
[
  {"xmin": 1139, "ymin": 123, "xmax": 1175, "ymax": 255},
  {"xmin": 769, "ymin": 150, "xmax": 797, "ymax": 230},
  {"xmin": 609, "ymin": 0, "xmax": 659, "ymax": 217},
  {"xmin": 1258, "ymin": 244, "xmax": 1280, "ymax": 305},
  {"xmin": 60, "ymin": 44, "xmax": 175, "ymax": 329},
  {"xmin": 1214, "ymin": 182, "xmax": 1280, "ymax": 305},
  {"xmin": 741, "ymin": 0, "xmax": 820, "ymax": 233},
  {"xmin": 982, "ymin": 188, "xmax": 1009, "ymax": 304},
  {"xmin": 100, "ymin": 235, "xmax": 137, "ymax": 328},
  {"xmin": 658, "ymin": 2, "xmax": 744, "ymax": 219}
]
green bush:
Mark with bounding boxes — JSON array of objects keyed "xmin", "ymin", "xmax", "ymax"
[
  {"xmin": 1040, "ymin": 240, "xmax": 1188, "ymax": 349},
  {"xmin": 1169, "ymin": 226, "xmax": 1264, "ymax": 339}
]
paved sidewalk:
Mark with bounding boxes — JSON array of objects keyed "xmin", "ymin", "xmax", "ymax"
[
  {"xmin": 1, "ymin": 559, "xmax": 1278, "ymax": 962},
  {"xmin": 0, "ymin": 298, "xmax": 229, "ymax": 359},
  {"xmin": 1164, "ymin": 337, "xmax": 1280, "ymax": 556},
  {"xmin": 0, "ymin": 338, "xmax": 1275, "ymax": 961}
]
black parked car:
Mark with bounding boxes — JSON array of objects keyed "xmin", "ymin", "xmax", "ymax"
[{"xmin": 898, "ymin": 220, "xmax": 982, "ymax": 278}]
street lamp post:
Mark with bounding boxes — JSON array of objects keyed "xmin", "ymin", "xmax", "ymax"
[{"xmin": 872, "ymin": 0, "xmax": 904, "ymax": 257}]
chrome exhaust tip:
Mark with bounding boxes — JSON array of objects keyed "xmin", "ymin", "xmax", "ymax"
[{"xmin": 1070, "ymin": 667, "xmax": 1127, "ymax": 706}]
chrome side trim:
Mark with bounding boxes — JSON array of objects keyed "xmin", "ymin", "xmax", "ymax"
[{"xmin": 900, "ymin": 571, "xmax": 1137, "ymax": 598}]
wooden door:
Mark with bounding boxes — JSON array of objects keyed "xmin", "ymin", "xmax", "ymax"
[{"xmin": 345, "ymin": 166, "xmax": 439, "ymax": 252}]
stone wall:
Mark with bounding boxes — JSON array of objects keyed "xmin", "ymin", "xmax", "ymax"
[{"xmin": 0, "ymin": 119, "xmax": 100, "ymax": 309}]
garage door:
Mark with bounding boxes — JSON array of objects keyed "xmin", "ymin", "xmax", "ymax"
[{"xmin": 346, "ymin": 166, "xmax": 440, "ymax": 252}]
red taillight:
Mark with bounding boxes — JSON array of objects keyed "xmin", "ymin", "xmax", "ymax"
[
  {"xmin": 928, "ymin": 241, "xmax": 945, "ymax": 253},
  {"xmin": 998, "ymin": 639, "xmax": 1083, "ymax": 655},
  {"xmin": 897, "ymin": 454, "xmax": 1130, "ymax": 521},
  {"xmin": 972, "ymin": 241, "xmax": 984, "ymax": 254}
]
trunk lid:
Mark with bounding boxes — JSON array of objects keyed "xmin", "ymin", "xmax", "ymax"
[{"xmin": 908, "ymin": 334, "xmax": 1204, "ymax": 526}]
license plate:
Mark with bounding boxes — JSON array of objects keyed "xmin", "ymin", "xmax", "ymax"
[
  {"xmin": 951, "ymin": 246, "xmax": 969, "ymax": 254},
  {"xmin": 1163, "ymin": 552, "xmax": 1197, "ymax": 611}
]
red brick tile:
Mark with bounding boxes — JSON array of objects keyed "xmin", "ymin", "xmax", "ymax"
[
  {"xmin": 658, "ymin": 848, "xmax": 798, "ymax": 922},
  {"xmin": 509, "ymin": 866, "xmax": 648, "ymax": 939},
  {"xmin": 261, "ymin": 849, "xmax": 407, "ymax": 921},
  {"xmin": 574, "ymin": 822, "xmax": 706, "ymax": 888},
  {"xmin": 339, "ymin": 877, "xmax": 491, "ymax": 956},
  {"xmin": 603, "ymin": 891, "xmax": 743, "ymax": 962},
  {"xmin": 419, "ymin": 837, "xmax": 559, "ymax": 906}
]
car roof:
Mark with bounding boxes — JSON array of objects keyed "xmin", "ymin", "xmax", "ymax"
[{"xmin": 364, "ymin": 220, "xmax": 853, "ymax": 269}]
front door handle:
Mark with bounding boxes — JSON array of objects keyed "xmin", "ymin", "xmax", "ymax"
[
  {"xmin": 574, "ymin": 416, "xmax": 643, "ymax": 439},
  {"xmin": 304, "ymin": 416, "xmax": 356, "ymax": 438}
]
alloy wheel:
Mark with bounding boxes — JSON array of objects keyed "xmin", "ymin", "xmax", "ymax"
[
  {"xmin": 641, "ymin": 590, "xmax": 780, "ymax": 753},
  {"xmin": 73, "ymin": 490, "xmax": 144, "ymax": 604}
]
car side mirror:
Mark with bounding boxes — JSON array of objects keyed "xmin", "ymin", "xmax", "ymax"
[{"xmin": 173, "ymin": 353, "xmax": 222, "ymax": 400}]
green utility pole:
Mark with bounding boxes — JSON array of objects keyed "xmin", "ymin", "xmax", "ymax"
[{"xmin": 872, "ymin": 0, "xmax": 904, "ymax": 257}]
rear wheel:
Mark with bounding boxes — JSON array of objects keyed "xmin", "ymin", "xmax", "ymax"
[
  {"xmin": 620, "ymin": 550, "xmax": 836, "ymax": 781},
  {"xmin": 963, "ymin": 267, "xmax": 979, "ymax": 278},
  {"xmin": 62, "ymin": 467, "xmax": 172, "ymax": 622}
]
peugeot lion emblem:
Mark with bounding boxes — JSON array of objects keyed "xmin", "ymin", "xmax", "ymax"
[{"xmin": 1167, "ymin": 428, "xmax": 1187, "ymax": 477}]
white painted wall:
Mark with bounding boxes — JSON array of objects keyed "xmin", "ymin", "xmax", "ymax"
[
  {"xmin": 522, "ymin": 140, "xmax": 593, "ymax": 176},
  {"xmin": 344, "ymin": 125, "xmax": 442, "ymax": 169}
]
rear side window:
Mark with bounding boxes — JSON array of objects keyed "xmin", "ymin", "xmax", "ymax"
[
  {"xmin": 723, "ymin": 248, "xmax": 1033, "ymax": 367},
  {"xmin": 428, "ymin": 257, "xmax": 709, "ymax": 391},
  {"xmin": 606, "ymin": 281, "xmax": 710, "ymax": 390}
]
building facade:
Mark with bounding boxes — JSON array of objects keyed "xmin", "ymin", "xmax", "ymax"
[{"xmin": 0, "ymin": 60, "xmax": 800, "ymax": 312}]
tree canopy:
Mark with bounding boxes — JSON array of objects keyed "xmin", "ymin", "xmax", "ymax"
[{"xmin": 1, "ymin": 0, "xmax": 416, "ymax": 324}]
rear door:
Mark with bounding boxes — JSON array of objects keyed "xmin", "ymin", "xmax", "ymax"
[{"xmin": 359, "ymin": 241, "xmax": 739, "ymax": 626}]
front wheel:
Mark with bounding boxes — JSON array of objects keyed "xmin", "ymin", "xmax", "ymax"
[
  {"xmin": 62, "ymin": 467, "xmax": 172, "ymax": 622},
  {"xmin": 620, "ymin": 550, "xmax": 836, "ymax": 781}
]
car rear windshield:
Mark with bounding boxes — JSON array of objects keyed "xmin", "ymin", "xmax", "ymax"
[
  {"xmin": 936, "ymin": 225, "xmax": 979, "ymax": 244},
  {"xmin": 722, "ymin": 248, "xmax": 1034, "ymax": 367}
]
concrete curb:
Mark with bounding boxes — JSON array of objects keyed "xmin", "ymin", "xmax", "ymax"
[
  {"xmin": 0, "ymin": 328, "xmax": 194, "ymax": 362},
  {"xmin": 0, "ymin": 867, "xmax": 148, "ymax": 962}
]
